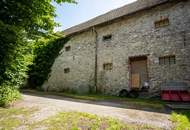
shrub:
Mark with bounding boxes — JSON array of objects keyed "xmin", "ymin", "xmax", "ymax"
[
  {"xmin": 171, "ymin": 111, "xmax": 190, "ymax": 130},
  {"xmin": 0, "ymin": 85, "xmax": 21, "ymax": 107},
  {"xmin": 0, "ymin": 21, "xmax": 33, "ymax": 106}
]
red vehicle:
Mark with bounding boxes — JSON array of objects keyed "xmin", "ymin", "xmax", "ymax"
[{"xmin": 161, "ymin": 81, "xmax": 190, "ymax": 102}]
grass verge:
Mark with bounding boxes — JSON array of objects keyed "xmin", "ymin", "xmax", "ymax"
[
  {"xmin": 32, "ymin": 111, "xmax": 162, "ymax": 130},
  {"xmin": 0, "ymin": 107, "xmax": 37, "ymax": 130},
  {"xmin": 170, "ymin": 110, "xmax": 190, "ymax": 130},
  {"xmin": 62, "ymin": 93, "xmax": 165, "ymax": 110},
  {"xmin": 0, "ymin": 107, "xmax": 163, "ymax": 130}
]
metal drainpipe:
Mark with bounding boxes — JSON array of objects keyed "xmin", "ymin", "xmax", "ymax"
[{"xmin": 93, "ymin": 27, "xmax": 98, "ymax": 93}]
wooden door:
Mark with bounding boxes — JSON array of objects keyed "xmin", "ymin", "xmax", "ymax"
[{"xmin": 130, "ymin": 57, "xmax": 148, "ymax": 89}]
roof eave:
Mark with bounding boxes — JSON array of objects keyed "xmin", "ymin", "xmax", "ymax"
[{"xmin": 63, "ymin": 0, "xmax": 177, "ymax": 37}]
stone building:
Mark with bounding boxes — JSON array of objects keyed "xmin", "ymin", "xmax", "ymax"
[{"xmin": 43, "ymin": 0, "xmax": 190, "ymax": 97}]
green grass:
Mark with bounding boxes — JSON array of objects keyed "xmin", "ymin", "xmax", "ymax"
[
  {"xmin": 49, "ymin": 92, "xmax": 164, "ymax": 110},
  {"xmin": 0, "ymin": 107, "xmax": 162, "ymax": 130},
  {"xmin": 0, "ymin": 107, "xmax": 37, "ymax": 130},
  {"xmin": 170, "ymin": 111, "xmax": 190, "ymax": 130},
  {"xmin": 32, "ymin": 111, "xmax": 162, "ymax": 130},
  {"xmin": 62, "ymin": 93, "xmax": 165, "ymax": 109}
]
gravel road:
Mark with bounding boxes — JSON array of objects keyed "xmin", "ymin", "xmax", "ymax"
[{"xmin": 15, "ymin": 93, "xmax": 173, "ymax": 130}]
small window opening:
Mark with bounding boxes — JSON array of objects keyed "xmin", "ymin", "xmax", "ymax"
[
  {"xmin": 64, "ymin": 68, "xmax": 70, "ymax": 73},
  {"xmin": 65, "ymin": 46, "xmax": 71, "ymax": 51},
  {"xmin": 103, "ymin": 34, "xmax": 112, "ymax": 41},
  {"xmin": 155, "ymin": 18, "xmax": 169, "ymax": 28},
  {"xmin": 103, "ymin": 63, "xmax": 113, "ymax": 70},
  {"xmin": 159, "ymin": 55, "xmax": 176, "ymax": 65}
]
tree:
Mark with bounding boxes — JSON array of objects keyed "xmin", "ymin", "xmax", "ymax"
[
  {"xmin": 0, "ymin": 0, "xmax": 75, "ymax": 37},
  {"xmin": 0, "ymin": 0, "xmax": 75, "ymax": 106}
]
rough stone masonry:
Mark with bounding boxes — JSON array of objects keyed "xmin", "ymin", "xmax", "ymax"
[{"xmin": 42, "ymin": 0, "xmax": 190, "ymax": 97}]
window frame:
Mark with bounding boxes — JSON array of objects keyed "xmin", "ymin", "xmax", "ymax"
[
  {"xmin": 102, "ymin": 34, "xmax": 112, "ymax": 41},
  {"xmin": 159, "ymin": 55, "xmax": 176, "ymax": 65},
  {"xmin": 64, "ymin": 68, "xmax": 70, "ymax": 73},
  {"xmin": 65, "ymin": 46, "xmax": 71, "ymax": 52},
  {"xmin": 154, "ymin": 18, "xmax": 169, "ymax": 28}
]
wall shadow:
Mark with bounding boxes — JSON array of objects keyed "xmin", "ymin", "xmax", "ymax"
[{"xmin": 21, "ymin": 90, "xmax": 173, "ymax": 114}]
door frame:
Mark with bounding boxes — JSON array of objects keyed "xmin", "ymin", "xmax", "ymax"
[{"xmin": 128, "ymin": 55, "xmax": 149, "ymax": 90}]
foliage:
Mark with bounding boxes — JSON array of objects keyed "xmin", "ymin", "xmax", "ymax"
[
  {"xmin": 0, "ymin": 85, "xmax": 21, "ymax": 106},
  {"xmin": 0, "ymin": 0, "xmax": 76, "ymax": 38},
  {"xmin": 27, "ymin": 36, "xmax": 69, "ymax": 89},
  {"xmin": 171, "ymin": 111, "xmax": 190, "ymax": 130},
  {"xmin": 0, "ymin": 0, "xmax": 74, "ymax": 106},
  {"xmin": 0, "ymin": 21, "xmax": 34, "ymax": 88},
  {"xmin": 0, "ymin": 20, "xmax": 34, "ymax": 106}
]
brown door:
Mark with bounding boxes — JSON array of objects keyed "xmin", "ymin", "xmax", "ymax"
[{"xmin": 130, "ymin": 56, "xmax": 148, "ymax": 89}]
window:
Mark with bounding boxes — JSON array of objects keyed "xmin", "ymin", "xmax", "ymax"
[
  {"xmin": 64, "ymin": 68, "xmax": 70, "ymax": 73},
  {"xmin": 103, "ymin": 63, "xmax": 113, "ymax": 70},
  {"xmin": 103, "ymin": 34, "xmax": 112, "ymax": 41},
  {"xmin": 159, "ymin": 55, "xmax": 176, "ymax": 65},
  {"xmin": 155, "ymin": 18, "xmax": 169, "ymax": 28},
  {"xmin": 65, "ymin": 46, "xmax": 71, "ymax": 51}
]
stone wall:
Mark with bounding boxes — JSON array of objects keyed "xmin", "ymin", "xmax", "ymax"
[
  {"xmin": 43, "ymin": 30, "xmax": 96, "ymax": 94},
  {"xmin": 43, "ymin": 1, "xmax": 190, "ymax": 96}
]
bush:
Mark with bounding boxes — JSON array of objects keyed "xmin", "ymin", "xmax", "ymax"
[
  {"xmin": 0, "ymin": 21, "xmax": 33, "ymax": 106},
  {"xmin": 171, "ymin": 111, "xmax": 190, "ymax": 130},
  {"xmin": 0, "ymin": 20, "xmax": 67, "ymax": 105},
  {"xmin": 0, "ymin": 85, "xmax": 21, "ymax": 107}
]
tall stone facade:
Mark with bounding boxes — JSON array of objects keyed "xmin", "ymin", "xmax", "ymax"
[{"xmin": 43, "ymin": 0, "xmax": 190, "ymax": 96}]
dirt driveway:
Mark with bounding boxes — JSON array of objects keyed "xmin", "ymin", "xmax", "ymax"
[{"xmin": 15, "ymin": 92, "xmax": 172, "ymax": 130}]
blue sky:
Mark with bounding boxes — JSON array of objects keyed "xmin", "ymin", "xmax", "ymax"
[{"xmin": 53, "ymin": 0, "xmax": 137, "ymax": 31}]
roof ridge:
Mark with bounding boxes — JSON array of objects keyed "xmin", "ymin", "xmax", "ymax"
[{"xmin": 63, "ymin": 0, "xmax": 170, "ymax": 36}]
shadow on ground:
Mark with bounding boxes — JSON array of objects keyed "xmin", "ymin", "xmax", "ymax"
[{"xmin": 21, "ymin": 90, "xmax": 172, "ymax": 114}]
